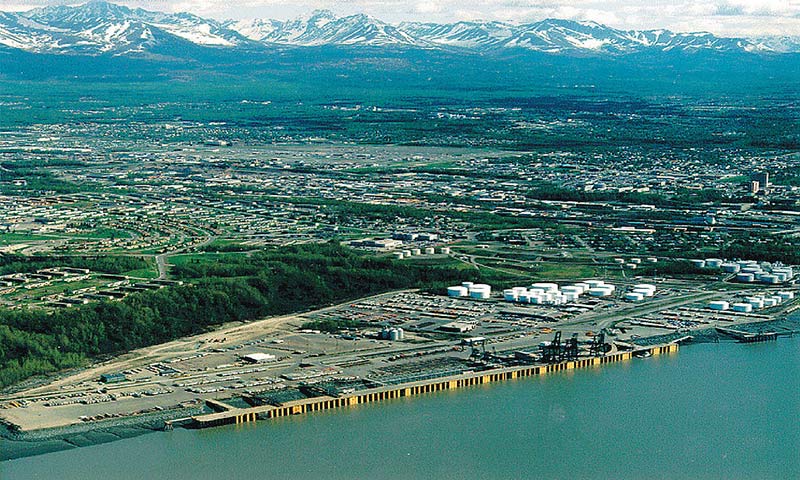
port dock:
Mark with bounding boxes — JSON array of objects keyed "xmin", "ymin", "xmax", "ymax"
[{"xmin": 190, "ymin": 344, "xmax": 678, "ymax": 428}]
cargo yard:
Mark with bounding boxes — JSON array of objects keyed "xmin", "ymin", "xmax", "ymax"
[{"xmin": 2, "ymin": 267, "xmax": 797, "ymax": 433}]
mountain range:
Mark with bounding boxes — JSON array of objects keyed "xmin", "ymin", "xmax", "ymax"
[{"xmin": 1, "ymin": 1, "xmax": 798, "ymax": 58}]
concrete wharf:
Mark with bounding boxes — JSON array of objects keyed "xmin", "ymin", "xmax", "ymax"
[{"xmin": 189, "ymin": 344, "xmax": 678, "ymax": 429}]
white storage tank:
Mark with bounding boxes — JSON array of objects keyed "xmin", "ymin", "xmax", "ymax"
[
  {"xmin": 770, "ymin": 296, "xmax": 783, "ymax": 304},
  {"xmin": 691, "ymin": 259, "xmax": 707, "ymax": 268},
  {"xmin": 411, "ymin": 248, "xmax": 421, "ymax": 256},
  {"xmin": 633, "ymin": 288, "xmax": 655, "ymax": 297},
  {"xmin": 731, "ymin": 303, "xmax": 753, "ymax": 313},
  {"xmin": 396, "ymin": 328, "xmax": 405, "ymax": 341},
  {"xmin": 512, "ymin": 287, "xmax": 528, "ymax": 296},
  {"xmin": 625, "ymin": 292, "xmax": 644, "ymax": 302},
  {"xmin": 563, "ymin": 292, "xmax": 579, "ymax": 302},
  {"xmin": 778, "ymin": 291, "xmax": 795, "ymax": 300},
  {"xmin": 706, "ymin": 258, "xmax": 723, "ymax": 268},
  {"xmin": 736, "ymin": 273, "xmax": 755, "ymax": 283},
  {"xmin": 588, "ymin": 288, "xmax": 611, "ymax": 297},
  {"xmin": 561, "ymin": 286, "xmax": 583, "ymax": 295},
  {"xmin": 531, "ymin": 283, "xmax": 559, "ymax": 293},
  {"xmin": 614, "ymin": 258, "xmax": 625, "ymax": 264},
  {"xmin": 721, "ymin": 263, "xmax": 741, "ymax": 273},
  {"xmin": 447, "ymin": 286, "xmax": 468, "ymax": 297},
  {"xmin": 585, "ymin": 280, "xmax": 605, "ymax": 288},
  {"xmin": 389, "ymin": 329, "xmax": 400, "ymax": 341},
  {"xmin": 394, "ymin": 252, "xmax": 405, "ymax": 260},
  {"xmin": 742, "ymin": 267, "xmax": 762, "ymax": 274},
  {"xmin": 440, "ymin": 247, "xmax": 451, "ymax": 254},
  {"xmin": 424, "ymin": 247, "xmax": 435, "ymax": 255},
  {"xmin": 760, "ymin": 275, "xmax": 780, "ymax": 285},
  {"xmin": 626, "ymin": 263, "xmax": 638, "ymax": 270},
  {"xmin": 763, "ymin": 298, "xmax": 778, "ymax": 307},
  {"xmin": 630, "ymin": 258, "xmax": 641, "ymax": 264},
  {"xmin": 503, "ymin": 289, "xmax": 517, "ymax": 302},
  {"xmin": 633, "ymin": 284, "xmax": 656, "ymax": 292},
  {"xmin": 469, "ymin": 284, "xmax": 491, "ymax": 299},
  {"xmin": 708, "ymin": 301, "xmax": 730, "ymax": 311},
  {"xmin": 747, "ymin": 297, "xmax": 765, "ymax": 309},
  {"xmin": 462, "ymin": 282, "xmax": 474, "ymax": 289},
  {"xmin": 773, "ymin": 267, "xmax": 793, "ymax": 277},
  {"xmin": 646, "ymin": 257, "xmax": 658, "ymax": 263},
  {"xmin": 469, "ymin": 289, "xmax": 491, "ymax": 300}
]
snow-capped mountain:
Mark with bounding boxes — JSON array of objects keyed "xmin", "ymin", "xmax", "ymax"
[
  {"xmin": 402, "ymin": 18, "xmax": 755, "ymax": 54},
  {"xmin": 231, "ymin": 10, "xmax": 424, "ymax": 47},
  {"xmin": 0, "ymin": 0, "xmax": 254, "ymax": 55},
  {"xmin": 0, "ymin": 1, "xmax": 796, "ymax": 57},
  {"xmin": 397, "ymin": 20, "xmax": 516, "ymax": 50}
]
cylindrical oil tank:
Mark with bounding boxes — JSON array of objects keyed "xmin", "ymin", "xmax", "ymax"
[
  {"xmin": 447, "ymin": 286, "xmax": 468, "ymax": 297},
  {"xmin": 633, "ymin": 284, "xmax": 656, "ymax": 292},
  {"xmin": 531, "ymin": 283, "xmax": 558, "ymax": 293},
  {"xmin": 721, "ymin": 263, "xmax": 740, "ymax": 273},
  {"xmin": 469, "ymin": 284, "xmax": 491, "ymax": 299},
  {"xmin": 411, "ymin": 248, "xmax": 421, "ymax": 256},
  {"xmin": 731, "ymin": 303, "xmax": 753, "ymax": 313},
  {"xmin": 691, "ymin": 259, "xmax": 706, "ymax": 268},
  {"xmin": 747, "ymin": 297, "xmax": 764, "ymax": 309},
  {"xmin": 561, "ymin": 286, "xmax": 583, "ymax": 295},
  {"xmin": 708, "ymin": 301, "xmax": 730, "ymax": 311},
  {"xmin": 705, "ymin": 258, "xmax": 723, "ymax": 268},
  {"xmin": 736, "ymin": 273, "xmax": 755, "ymax": 283},
  {"xmin": 440, "ymin": 246, "xmax": 451, "ymax": 254},
  {"xmin": 625, "ymin": 292, "xmax": 644, "ymax": 302},
  {"xmin": 424, "ymin": 247, "xmax": 435, "ymax": 255}
]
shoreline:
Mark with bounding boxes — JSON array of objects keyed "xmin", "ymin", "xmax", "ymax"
[
  {"xmin": 3, "ymin": 314, "xmax": 797, "ymax": 462},
  {"xmin": 3, "ymin": 344, "xmax": 675, "ymax": 461}
]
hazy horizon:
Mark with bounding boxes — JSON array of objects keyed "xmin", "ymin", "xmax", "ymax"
[{"xmin": 0, "ymin": 0, "xmax": 799, "ymax": 38}]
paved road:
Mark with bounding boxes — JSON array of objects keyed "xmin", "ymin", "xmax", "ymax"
[
  {"xmin": 562, "ymin": 291, "xmax": 725, "ymax": 330},
  {"xmin": 155, "ymin": 232, "xmax": 217, "ymax": 279}
]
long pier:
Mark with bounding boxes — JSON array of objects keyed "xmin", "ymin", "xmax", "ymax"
[{"xmin": 189, "ymin": 343, "xmax": 678, "ymax": 429}]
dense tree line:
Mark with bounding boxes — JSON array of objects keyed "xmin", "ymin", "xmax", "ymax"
[
  {"xmin": 718, "ymin": 237, "xmax": 800, "ymax": 264},
  {"xmin": 525, "ymin": 183, "xmax": 747, "ymax": 207},
  {"xmin": 0, "ymin": 243, "xmax": 481, "ymax": 388},
  {"xmin": 635, "ymin": 260, "xmax": 719, "ymax": 277}
]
